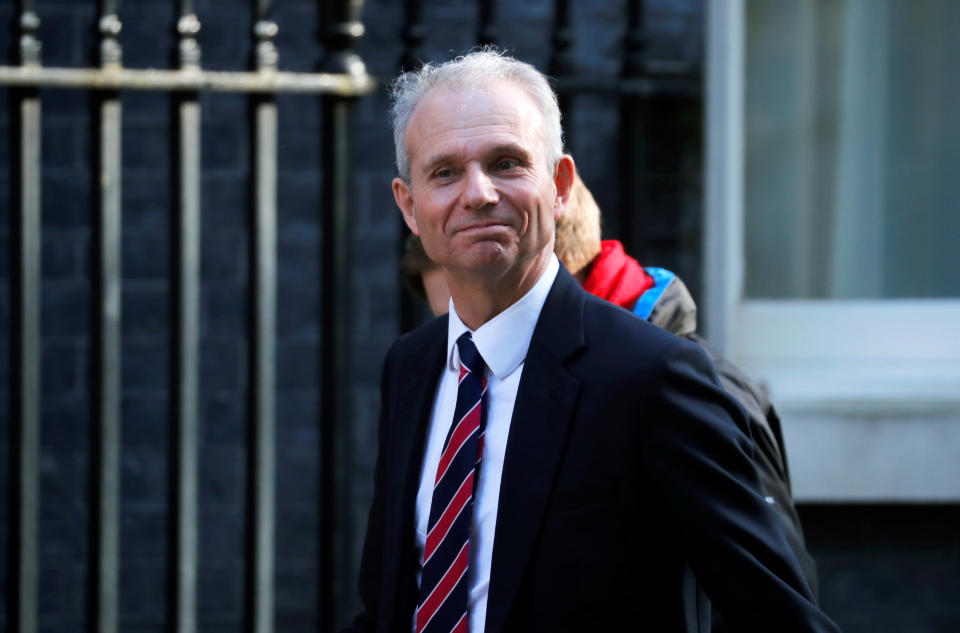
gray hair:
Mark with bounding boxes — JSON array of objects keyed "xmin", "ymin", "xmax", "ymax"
[{"xmin": 390, "ymin": 48, "xmax": 564, "ymax": 184}]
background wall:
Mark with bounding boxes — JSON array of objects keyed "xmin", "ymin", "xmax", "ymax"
[{"xmin": 0, "ymin": 1, "xmax": 956, "ymax": 633}]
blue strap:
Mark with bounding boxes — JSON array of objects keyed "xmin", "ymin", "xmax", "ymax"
[{"xmin": 632, "ymin": 267, "xmax": 675, "ymax": 320}]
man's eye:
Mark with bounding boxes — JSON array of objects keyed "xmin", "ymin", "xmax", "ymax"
[
  {"xmin": 496, "ymin": 160, "xmax": 518, "ymax": 171},
  {"xmin": 434, "ymin": 168, "xmax": 453, "ymax": 179}
]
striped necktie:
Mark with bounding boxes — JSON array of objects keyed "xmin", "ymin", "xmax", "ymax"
[{"xmin": 416, "ymin": 332, "xmax": 488, "ymax": 633}]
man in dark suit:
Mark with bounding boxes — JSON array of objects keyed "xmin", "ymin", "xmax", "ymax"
[{"xmin": 345, "ymin": 50, "xmax": 840, "ymax": 633}]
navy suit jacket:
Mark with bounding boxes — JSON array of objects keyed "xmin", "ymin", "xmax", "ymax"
[{"xmin": 347, "ymin": 267, "xmax": 839, "ymax": 633}]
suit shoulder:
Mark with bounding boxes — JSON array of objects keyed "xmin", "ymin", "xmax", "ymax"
[
  {"xmin": 386, "ymin": 314, "xmax": 447, "ymax": 361},
  {"xmin": 581, "ymin": 292, "xmax": 697, "ymax": 362},
  {"xmin": 378, "ymin": 314, "xmax": 447, "ymax": 413}
]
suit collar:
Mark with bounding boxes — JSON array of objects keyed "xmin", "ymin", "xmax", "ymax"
[
  {"xmin": 395, "ymin": 314, "xmax": 450, "ymax": 418},
  {"xmin": 484, "ymin": 266, "xmax": 586, "ymax": 633},
  {"xmin": 527, "ymin": 264, "xmax": 587, "ymax": 362},
  {"xmin": 395, "ymin": 314, "xmax": 449, "ymax": 469}
]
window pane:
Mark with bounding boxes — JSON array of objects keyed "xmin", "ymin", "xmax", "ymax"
[{"xmin": 744, "ymin": 0, "xmax": 960, "ymax": 299}]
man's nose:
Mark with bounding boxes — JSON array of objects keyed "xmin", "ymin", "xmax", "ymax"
[{"xmin": 462, "ymin": 164, "xmax": 498, "ymax": 209}]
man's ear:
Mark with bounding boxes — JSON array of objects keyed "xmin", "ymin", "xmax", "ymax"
[
  {"xmin": 552, "ymin": 154, "xmax": 575, "ymax": 221},
  {"xmin": 393, "ymin": 177, "xmax": 419, "ymax": 235}
]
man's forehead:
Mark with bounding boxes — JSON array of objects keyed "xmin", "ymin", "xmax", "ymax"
[
  {"xmin": 405, "ymin": 82, "xmax": 544, "ymax": 160},
  {"xmin": 415, "ymin": 82, "xmax": 536, "ymax": 122}
]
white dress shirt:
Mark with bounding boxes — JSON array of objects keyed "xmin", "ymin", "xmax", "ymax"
[{"xmin": 414, "ymin": 254, "xmax": 560, "ymax": 633}]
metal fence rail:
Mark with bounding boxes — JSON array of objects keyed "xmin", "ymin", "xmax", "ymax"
[
  {"xmin": 171, "ymin": 8, "xmax": 203, "ymax": 633},
  {"xmin": 2, "ymin": 2, "xmax": 373, "ymax": 633},
  {"xmin": 8, "ymin": 6, "xmax": 43, "ymax": 633},
  {"xmin": 0, "ymin": 66, "xmax": 374, "ymax": 93}
]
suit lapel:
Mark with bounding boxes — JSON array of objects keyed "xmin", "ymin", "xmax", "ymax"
[
  {"xmin": 385, "ymin": 318, "xmax": 448, "ymax": 628},
  {"xmin": 485, "ymin": 269, "xmax": 586, "ymax": 633},
  {"xmin": 394, "ymin": 319, "xmax": 448, "ymax": 521},
  {"xmin": 394, "ymin": 382, "xmax": 434, "ymax": 497}
]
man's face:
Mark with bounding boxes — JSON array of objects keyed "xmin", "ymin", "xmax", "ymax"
[{"xmin": 393, "ymin": 82, "xmax": 571, "ymax": 282}]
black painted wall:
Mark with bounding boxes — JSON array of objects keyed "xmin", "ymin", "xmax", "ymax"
[{"xmin": 0, "ymin": 2, "xmax": 957, "ymax": 633}]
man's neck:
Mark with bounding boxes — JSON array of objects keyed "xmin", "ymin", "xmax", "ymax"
[{"xmin": 446, "ymin": 251, "xmax": 552, "ymax": 330}]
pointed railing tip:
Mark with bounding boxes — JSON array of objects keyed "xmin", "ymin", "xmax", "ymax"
[
  {"xmin": 19, "ymin": 10, "xmax": 42, "ymax": 66},
  {"xmin": 320, "ymin": 0, "xmax": 368, "ymax": 78},
  {"xmin": 321, "ymin": 21, "xmax": 368, "ymax": 77},
  {"xmin": 254, "ymin": 19, "xmax": 280, "ymax": 71},
  {"xmin": 98, "ymin": 13, "xmax": 123, "ymax": 68},
  {"xmin": 20, "ymin": 10, "xmax": 40, "ymax": 32},
  {"xmin": 323, "ymin": 51, "xmax": 368, "ymax": 79},
  {"xmin": 178, "ymin": 14, "xmax": 202, "ymax": 69}
]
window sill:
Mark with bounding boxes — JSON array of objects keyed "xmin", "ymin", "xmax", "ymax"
[
  {"xmin": 780, "ymin": 407, "xmax": 960, "ymax": 502},
  {"xmin": 735, "ymin": 300, "xmax": 960, "ymax": 502}
]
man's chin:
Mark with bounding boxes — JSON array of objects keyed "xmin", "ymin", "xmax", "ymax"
[{"xmin": 452, "ymin": 241, "xmax": 515, "ymax": 271}]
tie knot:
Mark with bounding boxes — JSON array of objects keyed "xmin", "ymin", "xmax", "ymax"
[{"xmin": 455, "ymin": 332, "xmax": 484, "ymax": 375}]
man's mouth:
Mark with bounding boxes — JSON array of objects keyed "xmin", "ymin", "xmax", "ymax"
[{"xmin": 458, "ymin": 222, "xmax": 511, "ymax": 235}]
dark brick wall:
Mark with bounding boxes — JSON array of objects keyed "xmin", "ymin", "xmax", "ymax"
[{"xmin": 3, "ymin": 2, "xmax": 956, "ymax": 633}]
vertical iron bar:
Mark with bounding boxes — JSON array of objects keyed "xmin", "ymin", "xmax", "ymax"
[
  {"xmin": 477, "ymin": 0, "xmax": 497, "ymax": 46},
  {"xmin": 399, "ymin": 0, "xmax": 424, "ymax": 72},
  {"xmin": 171, "ymin": 4, "xmax": 202, "ymax": 633},
  {"xmin": 11, "ymin": 5, "xmax": 43, "ymax": 633},
  {"xmin": 247, "ymin": 3, "xmax": 278, "ymax": 633},
  {"xmin": 320, "ymin": 1, "xmax": 365, "ymax": 629},
  {"xmin": 320, "ymin": 101, "xmax": 352, "ymax": 632},
  {"xmin": 399, "ymin": 0, "xmax": 425, "ymax": 332},
  {"xmin": 622, "ymin": 0, "xmax": 647, "ymax": 78},
  {"xmin": 91, "ymin": 4, "xmax": 122, "ymax": 633},
  {"xmin": 549, "ymin": 0, "xmax": 574, "ymax": 147},
  {"xmin": 619, "ymin": 0, "xmax": 647, "ymax": 253},
  {"xmin": 249, "ymin": 101, "xmax": 278, "ymax": 633}
]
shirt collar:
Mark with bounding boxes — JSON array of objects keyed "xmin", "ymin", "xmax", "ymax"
[{"xmin": 446, "ymin": 254, "xmax": 560, "ymax": 379}]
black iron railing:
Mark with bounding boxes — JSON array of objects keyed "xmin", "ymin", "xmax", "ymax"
[{"xmin": 2, "ymin": 2, "xmax": 373, "ymax": 633}]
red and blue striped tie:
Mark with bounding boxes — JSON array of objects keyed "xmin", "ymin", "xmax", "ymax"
[{"xmin": 416, "ymin": 332, "xmax": 488, "ymax": 633}]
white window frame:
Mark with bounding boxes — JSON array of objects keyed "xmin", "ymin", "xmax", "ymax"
[{"xmin": 704, "ymin": 0, "xmax": 960, "ymax": 502}]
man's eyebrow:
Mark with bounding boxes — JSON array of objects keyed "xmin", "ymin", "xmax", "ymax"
[
  {"xmin": 487, "ymin": 143, "xmax": 533, "ymax": 161},
  {"xmin": 421, "ymin": 144, "xmax": 533, "ymax": 176},
  {"xmin": 422, "ymin": 152, "xmax": 459, "ymax": 176}
]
